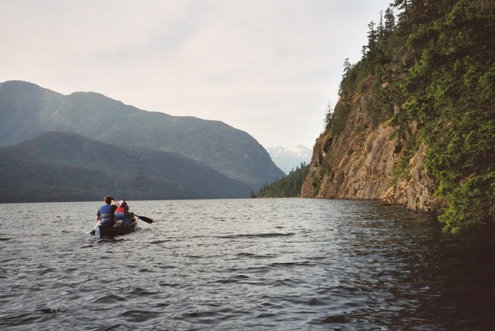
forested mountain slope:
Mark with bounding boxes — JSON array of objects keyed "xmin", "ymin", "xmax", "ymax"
[
  {"xmin": 302, "ymin": 0, "xmax": 494, "ymax": 233},
  {"xmin": 0, "ymin": 81, "xmax": 284, "ymax": 189},
  {"xmin": 0, "ymin": 132, "xmax": 251, "ymax": 202}
]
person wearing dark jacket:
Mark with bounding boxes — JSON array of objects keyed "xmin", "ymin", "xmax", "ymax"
[{"xmin": 96, "ymin": 196, "xmax": 117, "ymax": 228}]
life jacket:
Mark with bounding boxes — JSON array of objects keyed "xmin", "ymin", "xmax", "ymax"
[
  {"xmin": 115, "ymin": 206, "xmax": 125, "ymax": 213},
  {"xmin": 99, "ymin": 204, "xmax": 115, "ymax": 225}
]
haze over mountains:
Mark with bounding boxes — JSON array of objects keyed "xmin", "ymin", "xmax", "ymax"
[
  {"xmin": 266, "ymin": 145, "xmax": 311, "ymax": 174},
  {"xmin": 0, "ymin": 80, "xmax": 285, "ymax": 202}
]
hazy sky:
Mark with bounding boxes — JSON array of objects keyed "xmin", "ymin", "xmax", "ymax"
[{"xmin": 1, "ymin": 0, "xmax": 392, "ymax": 148}]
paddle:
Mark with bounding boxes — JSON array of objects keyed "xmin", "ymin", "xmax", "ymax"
[{"xmin": 132, "ymin": 213, "xmax": 153, "ymax": 224}]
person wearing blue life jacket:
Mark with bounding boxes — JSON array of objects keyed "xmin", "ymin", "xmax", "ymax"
[
  {"xmin": 96, "ymin": 196, "xmax": 117, "ymax": 228},
  {"xmin": 115, "ymin": 200, "xmax": 132, "ymax": 227}
]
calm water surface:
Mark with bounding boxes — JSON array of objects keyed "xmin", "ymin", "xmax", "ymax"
[{"xmin": 1, "ymin": 199, "xmax": 494, "ymax": 330}]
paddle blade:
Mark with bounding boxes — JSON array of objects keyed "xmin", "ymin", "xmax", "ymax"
[{"xmin": 136, "ymin": 215, "xmax": 153, "ymax": 224}]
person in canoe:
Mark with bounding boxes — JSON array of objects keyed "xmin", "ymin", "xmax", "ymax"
[
  {"xmin": 96, "ymin": 196, "xmax": 117, "ymax": 229},
  {"xmin": 115, "ymin": 199, "xmax": 133, "ymax": 227}
]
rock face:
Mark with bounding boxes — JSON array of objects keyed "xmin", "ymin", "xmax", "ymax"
[
  {"xmin": 301, "ymin": 94, "xmax": 443, "ymax": 213},
  {"xmin": 381, "ymin": 143, "xmax": 444, "ymax": 212}
]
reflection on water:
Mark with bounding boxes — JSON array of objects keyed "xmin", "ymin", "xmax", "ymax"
[{"xmin": 0, "ymin": 199, "xmax": 494, "ymax": 330}]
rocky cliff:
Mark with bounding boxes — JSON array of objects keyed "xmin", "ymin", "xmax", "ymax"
[
  {"xmin": 301, "ymin": 0, "xmax": 495, "ymax": 233},
  {"xmin": 301, "ymin": 89, "xmax": 444, "ymax": 213},
  {"xmin": 288, "ymin": 0, "xmax": 494, "ymax": 232}
]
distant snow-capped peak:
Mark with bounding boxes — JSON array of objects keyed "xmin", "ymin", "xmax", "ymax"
[
  {"xmin": 267, "ymin": 145, "xmax": 311, "ymax": 158},
  {"xmin": 266, "ymin": 145, "xmax": 312, "ymax": 174}
]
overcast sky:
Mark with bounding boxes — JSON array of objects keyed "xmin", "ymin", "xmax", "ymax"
[{"xmin": 1, "ymin": 0, "xmax": 392, "ymax": 148}]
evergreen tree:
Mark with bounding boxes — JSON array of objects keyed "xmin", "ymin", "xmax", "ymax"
[
  {"xmin": 256, "ymin": 163, "xmax": 310, "ymax": 198},
  {"xmin": 384, "ymin": 7, "xmax": 395, "ymax": 33}
]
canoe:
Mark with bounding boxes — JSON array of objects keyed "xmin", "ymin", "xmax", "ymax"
[{"xmin": 95, "ymin": 214, "xmax": 138, "ymax": 238}]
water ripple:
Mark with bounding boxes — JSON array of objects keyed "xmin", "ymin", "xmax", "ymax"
[
  {"xmin": 216, "ymin": 232, "xmax": 295, "ymax": 239},
  {"xmin": 120, "ymin": 310, "xmax": 161, "ymax": 322},
  {"xmin": 0, "ymin": 199, "xmax": 494, "ymax": 330},
  {"xmin": 93, "ymin": 294, "xmax": 127, "ymax": 304}
]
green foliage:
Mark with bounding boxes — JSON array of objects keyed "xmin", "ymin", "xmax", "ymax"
[
  {"xmin": 338, "ymin": 61, "xmax": 371, "ymax": 99},
  {"xmin": 327, "ymin": 102, "xmax": 352, "ymax": 138},
  {"xmin": 256, "ymin": 163, "xmax": 310, "ymax": 198},
  {"xmin": 394, "ymin": 133, "xmax": 420, "ymax": 181},
  {"xmin": 438, "ymin": 172, "xmax": 495, "ymax": 234},
  {"xmin": 399, "ymin": 0, "xmax": 495, "ymax": 232},
  {"xmin": 332, "ymin": 0, "xmax": 495, "ymax": 232},
  {"xmin": 324, "ymin": 101, "xmax": 334, "ymax": 131}
]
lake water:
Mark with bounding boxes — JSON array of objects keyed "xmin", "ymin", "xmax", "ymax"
[{"xmin": 1, "ymin": 198, "xmax": 494, "ymax": 330}]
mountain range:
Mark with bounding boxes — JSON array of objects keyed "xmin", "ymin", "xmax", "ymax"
[
  {"xmin": 0, "ymin": 132, "xmax": 252, "ymax": 202},
  {"xmin": 0, "ymin": 132, "xmax": 249, "ymax": 202},
  {"xmin": 0, "ymin": 80, "xmax": 285, "ymax": 201}
]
